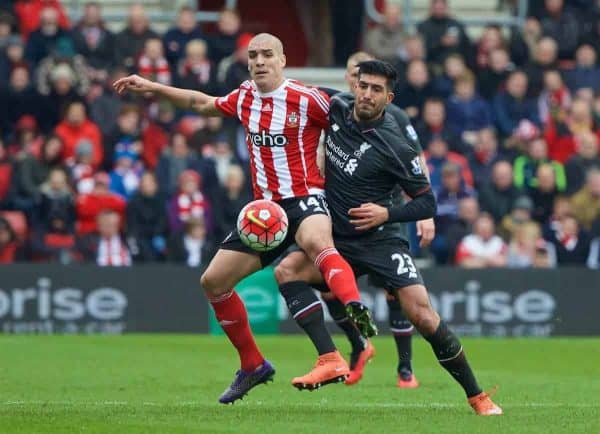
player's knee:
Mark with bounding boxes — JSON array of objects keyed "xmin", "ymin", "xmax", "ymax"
[
  {"xmin": 274, "ymin": 260, "xmax": 299, "ymax": 284},
  {"xmin": 413, "ymin": 307, "xmax": 439, "ymax": 335},
  {"xmin": 200, "ymin": 269, "xmax": 224, "ymax": 295}
]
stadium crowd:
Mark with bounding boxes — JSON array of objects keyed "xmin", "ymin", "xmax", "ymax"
[{"xmin": 0, "ymin": 0, "xmax": 598, "ymax": 268}]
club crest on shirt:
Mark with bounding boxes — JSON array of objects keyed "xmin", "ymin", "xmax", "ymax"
[{"xmin": 286, "ymin": 111, "xmax": 299, "ymax": 127}]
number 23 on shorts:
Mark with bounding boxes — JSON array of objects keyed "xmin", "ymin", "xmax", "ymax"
[{"xmin": 391, "ymin": 253, "xmax": 417, "ymax": 279}]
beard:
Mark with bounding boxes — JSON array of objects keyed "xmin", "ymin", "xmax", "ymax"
[{"xmin": 355, "ymin": 102, "xmax": 385, "ymax": 122}]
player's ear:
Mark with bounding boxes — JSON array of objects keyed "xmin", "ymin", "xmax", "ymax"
[
  {"xmin": 280, "ymin": 53, "xmax": 286, "ymax": 68},
  {"xmin": 387, "ymin": 91, "xmax": 394, "ymax": 104}
]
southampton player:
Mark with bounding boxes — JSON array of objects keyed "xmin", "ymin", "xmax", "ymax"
[
  {"xmin": 274, "ymin": 60, "xmax": 502, "ymax": 415},
  {"xmin": 114, "ymin": 33, "xmax": 377, "ymax": 404},
  {"xmin": 320, "ymin": 51, "xmax": 436, "ymax": 387}
]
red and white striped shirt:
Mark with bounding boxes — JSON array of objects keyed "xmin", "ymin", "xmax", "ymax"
[{"xmin": 215, "ymin": 79, "xmax": 329, "ymax": 201}]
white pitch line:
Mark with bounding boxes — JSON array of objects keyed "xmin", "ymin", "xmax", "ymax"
[{"xmin": 1, "ymin": 401, "xmax": 598, "ymax": 409}]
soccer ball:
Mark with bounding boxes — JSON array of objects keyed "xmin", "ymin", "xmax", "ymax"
[{"xmin": 237, "ymin": 200, "xmax": 289, "ymax": 252}]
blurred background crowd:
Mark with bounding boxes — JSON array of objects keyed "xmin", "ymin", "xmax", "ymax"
[{"xmin": 0, "ymin": 0, "xmax": 598, "ymax": 269}]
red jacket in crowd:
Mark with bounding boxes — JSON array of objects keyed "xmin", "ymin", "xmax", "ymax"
[
  {"xmin": 76, "ymin": 191, "xmax": 126, "ymax": 235},
  {"xmin": 54, "ymin": 119, "xmax": 104, "ymax": 169},
  {"xmin": 14, "ymin": 0, "xmax": 70, "ymax": 39}
]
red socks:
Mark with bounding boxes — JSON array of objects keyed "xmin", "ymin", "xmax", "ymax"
[
  {"xmin": 314, "ymin": 247, "xmax": 361, "ymax": 305},
  {"xmin": 208, "ymin": 290, "xmax": 264, "ymax": 372}
]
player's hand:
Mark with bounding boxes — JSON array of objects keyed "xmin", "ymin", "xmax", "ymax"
[
  {"xmin": 113, "ymin": 74, "xmax": 157, "ymax": 95},
  {"xmin": 416, "ymin": 218, "xmax": 435, "ymax": 248},
  {"xmin": 348, "ymin": 203, "xmax": 389, "ymax": 231}
]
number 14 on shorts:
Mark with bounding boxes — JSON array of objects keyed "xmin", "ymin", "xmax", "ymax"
[{"xmin": 391, "ymin": 253, "xmax": 417, "ymax": 279}]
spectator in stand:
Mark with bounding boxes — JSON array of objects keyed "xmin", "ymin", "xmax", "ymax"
[
  {"xmin": 155, "ymin": 132, "xmax": 202, "ymax": 197},
  {"xmin": 38, "ymin": 62, "xmax": 88, "ymax": 126},
  {"xmin": 217, "ymin": 32, "xmax": 251, "ymax": 93},
  {"xmin": 9, "ymin": 115, "xmax": 44, "ymax": 158},
  {"xmin": 75, "ymin": 172, "xmax": 126, "ymax": 235},
  {"xmin": 109, "ymin": 147, "xmax": 143, "ymax": 200},
  {"xmin": 543, "ymin": 195, "xmax": 572, "ymax": 239},
  {"xmin": 443, "ymin": 196, "xmax": 481, "ymax": 264},
  {"xmin": 509, "ymin": 17, "xmax": 543, "ymax": 66},
  {"xmin": 176, "ymin": 39, "xmax": 217, "ymax": 95},
  {"xmin": 0, "ymin": 34, "xmax": 25, "ymax": 85},
  {"xmin": 475, "ymin": 25, "xmax": 506, "ymax": 72},
  {"xmin": 537, "ymin": 69, "xmax": 571, "ymax": 126},
  {"xmin": 455, "ymin": 213, "xmax": 508, "ymax": 267},
  {"xmin": 72, "ymin": 2, "xmax": 116, "ymax": 81},
  {"xmin": 103, "ymin": 104, "xmax": 142, "ymax": 172},
  {"xmin": 126, "ymin": 171, "xmax": 168, "ymax": 262},
  {"xmin": 137, "ymin": 37, "xmax": 171, "ymax": 86},
  {"xmin": 394, "ymin": 34, "xmax": 426, "ymax": 83},
  {"xmin": 425, "ymin": 135, "xmax": 473, "ymax": 194},
  {"xmin": 523, "ymin": 37, "xmax": 558, "ymax": 97},
  {"xmin": 538, "ymin": 0, "xmax": 580, "ymax": 61},
  {"xmin": 544, "ymin": 98, "xmax": 600, "ymax": 163},
  {"xmin": 167, "ymin": 217, "xmax": 215, "ymax": 267},
  {"xmin": 214, "ymin": 164, "xmax": 250, "ymax": 240},
  {"xmin": 430, "ymin": 163, "xmax": 476, "ymax": 264},
  {"xmin": 208, "ymin": 8, "xmax": 241, "ymax": 66},
  {"xmin": 141, "ymin": 99, "xmax": 176, "ymax": 170},
  {"xmin": 513, "ymin": 137, "xmax": 566, "ymax": 192},
  {"xmin": 393, "ymin": 59, "xmax": 434, "ymax": 121},
  {"xmin": 54, "ymin": 101, "xmax": 103, "ymax": 169},
  {"xmin": 565, "ymin": 44, "xmax": 600, "ymax": 93},
  {"xmin": 115, "ymin": 3, "xmax": 158, "ymax": 72},
  {"xmin": 25, "ymin": 7, "xmax": 74, "ymax": 66},
  {"xmin": 1, "ymin": 65, "xmax": 52, "ymax": 137},
  {"xmin": 529, "ymin": 163, "xmax": 561, "ymax": 223},
  {"xmin": 469, "ymin": 127, "xmax": 506, "ymax": 189},
  {"xmin": 492, "ymin": 70, "xmax": 541, "ymax": 139},
  {"xmin": 68, "ymin": 139, "xmax": 96, "ymax": 194},
  {"xmin": 30, "ymin": 167, "xmax": 77, "ymax": 262},
  {"xmin": 565, "ymin": 131, "xmax": 600, "ymax": 194},
  {"xmin": 570, "ymin": 168, "xmax": 600, "ymax": 231},
  {"xmin": 416, "ymin": 97, "xmax": 466, "ymax": 155},
  {"xmin": 478, "ymin": 48, "xmax": 514, "ymax": 101},
  {"xmin": 362, "ymin": 3, "xmax": 406, "ymax": 65},
  {"xmin": 432, "ymin": 53, "xmax": 467, "ymax": 99},
  {"xmin": 479, "ymin": 160, "xmax": 523, "ymax": 222},
  {"xmin": 445, "ymin": 71, "xmax": 493, "ymax": 145},
  {"xmin": 581, "ymin": 0, "xmax": 600, "ymax": 55},
  {"xmin": 0, "ymin": 139, "xmax": 13, "ymax": 209},
  {"xmin": 77, "ymin": 209, "xmax": 132, "ymax": 266},
  {"xmin": 163, "ymin": 5, "xmax": 204, "ymax": 68},
  {"xmin": 11, "ymin": 135, "xmax": 64, "ymax": 211},
  {"xmin": 417, "ymin": 0, "xmax": 471, "ymax": 67},
  {"xmin": 0, "ymin": 11, "xmax": 14, "ymax": 50},
  {"xmin": 0, "ymin": 216, "xmax": 22, "ymax": 263},
  {"xmin": 14, "ymin": 0, "xmax": 70, "ymax": 40},
  {"xmin": 88, "ymin": 68, "xmax": 127, "ymax": 138},
  {"xmin": 547, "ymin": 214, "xmax": 591, "ymax": 265},
  {"xmin": 499, "ymin": 195, "xmax": 535, "ymax": 240},
  {"xmin": 167, "ymin": 169, "xmax": 212, "ymax": 234},
  {"xmin": 506, "ymin": 221, "xmax": 555, "ymax": 268}
]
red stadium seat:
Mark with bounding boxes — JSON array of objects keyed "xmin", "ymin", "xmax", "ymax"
[{"xmin": 0, "ymin": 210, "xmax": 28, "ymax": 241}]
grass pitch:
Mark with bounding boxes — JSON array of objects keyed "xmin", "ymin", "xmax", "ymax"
[{"xmin": 1, "ymin": 335, "xmax": 599, "ymax": 434}]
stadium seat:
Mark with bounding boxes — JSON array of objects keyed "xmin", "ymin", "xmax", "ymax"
[{"xmin": 0, "ymin": 210, "xmax": 29, "ymax": 241}]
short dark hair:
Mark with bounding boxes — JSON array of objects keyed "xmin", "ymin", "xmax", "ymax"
[{"xmin": 357, "ymin": 60, "xmax": 398, "ymax": 90}]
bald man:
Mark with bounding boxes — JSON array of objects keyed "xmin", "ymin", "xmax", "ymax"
[{"xmin": 114, "ymin": 33, "xmax": 377, "ymax": 403}]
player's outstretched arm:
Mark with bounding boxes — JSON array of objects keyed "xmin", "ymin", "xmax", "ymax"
[{"xmin": 113, "ymin": 74, "xmax": 221, "ymax": 116}]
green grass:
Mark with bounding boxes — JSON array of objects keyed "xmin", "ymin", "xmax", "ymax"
[{"xmin": 1, "ymin": 335, "xmax": 599, "ymax": 434}]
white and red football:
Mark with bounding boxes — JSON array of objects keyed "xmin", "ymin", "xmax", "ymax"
[{"xmin": 237, "ymin": 199, "xmax": 289, "ymax": 252}]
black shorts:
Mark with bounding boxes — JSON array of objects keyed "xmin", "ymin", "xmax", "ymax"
[
  {"xmin": 220, "ymin": 194, "xmax": 329, "ymax": 267},
  {"xmin": 334, "ymin": 232, "xmax": 424, "ymax": 293}
]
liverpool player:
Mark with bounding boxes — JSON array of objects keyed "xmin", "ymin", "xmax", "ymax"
[
  {"xmin": 113, "ymin": 33, "xmax": 376, "ymax": 403},
  {"xmin": 274, "ymin": 60, "xmax": 502, "ymax": 415},
  {"xmin": 318, "ymin": 51, "xmax": 435, "ymax": 387}
]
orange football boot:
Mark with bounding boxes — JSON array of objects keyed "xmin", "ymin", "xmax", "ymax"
[
  {"xmin": 292, "ymin": 351, "xmax": 349, "ymax": 391},
  {"xmin": 468, "ymin": 388, "xmax": 503, "ymax": 415},
  {"xmin": 345, "ymin": 341, "xmax": 376, "ymax": 385},
  {"xmin": 397, "ymin": 373, "xmax": 420, "ymax": 389}
]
